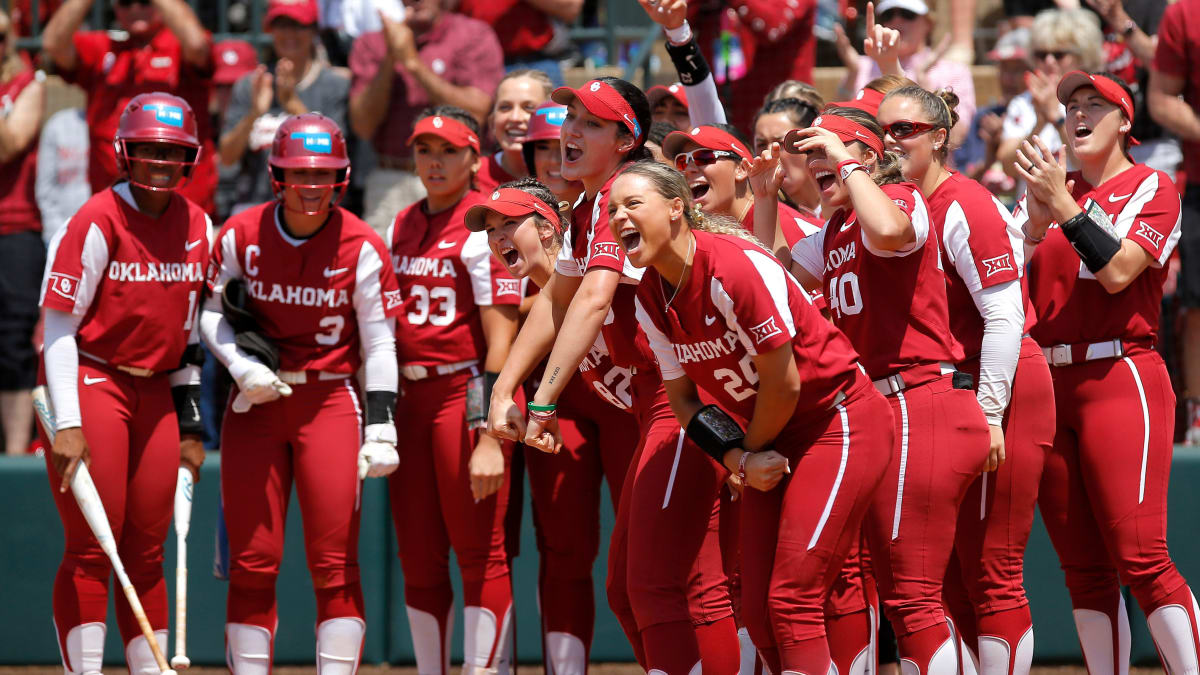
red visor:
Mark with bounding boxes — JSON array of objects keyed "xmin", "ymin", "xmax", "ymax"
[
  {"xmin": 1056, "ymin": 70, "xmax": 1139, "ymax": 145},
  {"xmin": 832, "ymin": 88, "xmax": 885, "ymax": 117},
  {"xmin": 783, "ymin": 114, "xmax": 885, "ymax": 158},
  {"xmin": 465, "ymin": 188, "xmax": 562, "ymax": 233},
  {"xmin": 552, "ymin": 80, "xmax": 643, "ymax": 140},
  {"xmin": 647, "ymin": 83, "xmax": 688, "ymax": 110},
  {"xmin": 662, "ymin": 126, "xmax": 751, "ymax": 162},
  {"xmin": 407, "ymin": 115, "xmax": 481, "ymax": 153}
]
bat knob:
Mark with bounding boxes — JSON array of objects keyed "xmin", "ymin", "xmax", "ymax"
[{"xmin": 170, "ymin": 655, "xmax": 191, "ymax": 669}]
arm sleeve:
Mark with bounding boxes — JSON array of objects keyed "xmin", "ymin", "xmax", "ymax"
[
  {"xmin": 199, "ymin": 224, "xmax": 255, "ymax": 380},
  {"xmin": 353, "ymin": 238, "xmax": 399, "ymax": 393},
  {"xmin": 711, "ymin": 248, "xmax": 798, "ymax": 356},
  {"xmin": 789, "ymin": 222, "xmax": 827, "ymax": 280},
  {"xmin": 634, "ymin": 295, "xmax": 685, "ymax": 381},
  {"xmin": 971, "ymin": 280, "xmax": 1023, "ymax": 426},
  {"xmin": 662, "ymin": 23, "xmax": 726, "ymax": 126},
  {"xmin": 43, "ymin": 308, "xmax": 84, "ymax": 430}
]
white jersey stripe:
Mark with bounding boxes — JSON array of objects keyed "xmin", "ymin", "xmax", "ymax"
[
  {"xmin": 743, "ymin": 248, "xmax": 797, "ymax": 339},
  {"xmin": 809, "ymin": 403, "xmax": 851, "ymax": 550}
]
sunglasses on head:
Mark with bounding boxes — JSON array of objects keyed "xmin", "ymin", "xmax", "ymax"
[
  {"xmin": 1033, "ymin": 49, "xmax": 1075, "ymax": 62},
  {"xmin": 116, "ymin": 0, "xmax": 153, "ymax": 7},
  {"xmin": 879, "ymin": 8, "xmax": 919, "ymax": 23},
  {"xmin": 883, "ymin": 120, "xmax": 936, "ymax": 140},
  {"xmin": 674, "ymin": 148, "xmax": 737, "ymax": 171}
]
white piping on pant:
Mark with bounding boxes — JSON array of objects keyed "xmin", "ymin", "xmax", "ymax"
[
  {"xmin": 662, "ymin": 428, "xmax": 684, "ymax": 510},
  {"xmin": 1122, "ymin": 356, "xmax": 1150, "ymax": 504},
  {"xmin": 892, "ymin": 391, "xmax": 910, "ymax": 540},
  {"xmin": 810, "ymin": 403, "xmax": 850, "ymax": 550},
  {"xmin": 980, "ymin": 471, "xmax": 988, "ymax": 521}
]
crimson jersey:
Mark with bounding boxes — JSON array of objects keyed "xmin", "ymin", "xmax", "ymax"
[
  {"xmin": 475, "ymin": 154, "xmax": 519, "ymax": 194},
  {"xmin": 791, "ymin": 182, "xmax": 962, "ymax": 379},
  {"xmin": 208, "ymin": 203, "xmax": 401, "ymax": 373},
  {"xmin": 636, "ymin": 231, "xmax": 861, "ymax": 421},
  {"xmin": 41, "ymin": 184, "xmax": 210, "ymax": 372},
  {"xmin": 743, "ymin": 200, "xmax": 827, "ymax": 310},
  {"xmin": 927, "ymin": 172, "xmax": 1033, "ymax": 357},
  {"xmin": 556, "ymin": 168, "xmax": 657, "ymax": 372},
  {"xmin": 388, "ymin": 192, "xmax": 521, "ymax": 366},
  {"xmin": 1021, "ymin": 164, "xmax": 1181, "ymax": 347}
]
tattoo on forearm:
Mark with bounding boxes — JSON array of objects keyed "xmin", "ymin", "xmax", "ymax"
[{"xmin": 547, "ymin": 366, "xmax": 561, "ymax": 386}]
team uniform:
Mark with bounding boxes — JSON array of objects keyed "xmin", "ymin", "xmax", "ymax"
[
  {"xmin": 926, "ymin": 172, "xmax": 1055, "ymax": 675},
  {"xmin": 792, "ymin": 181, "xmax": 990, "ymax": 675},
  {"xmin": 475, "ymin": 154, "xmax": 519, "ymax": 194},
  {"xmin": 1020, "ymin": 163, "xmax": 1200, "ymax": 673},
  {"xmin": 388, "ymin": 190, "xmax": 522, "ymax": 674},
  {"xmin": 633, "ymin": 230, "xmax": 892, "ymax": 674}
]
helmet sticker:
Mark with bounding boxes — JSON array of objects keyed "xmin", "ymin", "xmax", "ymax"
[
  {"xmin": 145, "ymin": 103, "xmax": 185, "ymax": 128},
  {"xmin": 535, "ymin": 106, "xmax": 567, "ymax": 126},
  {"xmin": 290, "ymin": 131, "xmax": 333, "ymax": 153}
]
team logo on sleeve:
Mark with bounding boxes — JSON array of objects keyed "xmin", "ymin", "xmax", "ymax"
[
  {"xmin": 145, "ymin": 103, "xmax": 184, "ymax": 127},
  {"xmin": 48, "ymin": 272, "xmax": 80, "ymax": 301},
  {"xmin": 749, "ymin": 316, "xmax": 782, "ymax": 344},
  {"xmin": 891, "ymin": 198, "xmax": 910, "ymax": 210},
  {"xmin": 290, "ymin": 131, "xmax": 332, "ymax": 153},
  {"xmin": 593, "ymin": 241, "xmax": 621, "ymax": 261},
  {"xmin": 496, "ymin": 278, "xmax": 521, "ymax": 297},
  {"xmin": 383, "ymin": 289, "xmax": 402, "ymax": 310},
  {"xmin": 981, "ymin": 253, "xmax": 1014, "ymax": 278},
  {"xmin": 1135, "ymin": 221, "xmax": 1165, "ymax": 248}
]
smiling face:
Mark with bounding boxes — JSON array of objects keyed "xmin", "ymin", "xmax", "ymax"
[
  {"xmin": 270, "ymin": 17, "xmax": 316, "ymax": 63},
  {"xmin": 127, "ymin": 142, "xmax": 189, "ymax": 189},
  {"xmin": 877, "ymin": 95, "xmax": 945, "ymax": 182},
  {"xmin": 754, "ymin": 111, "xmax": 819, "ymax": 208},
  {"xmin": 413, "ymin": 135, "xmax": 477, "ymax": 201},
  {"xmin": 804, "ymin": 141, "xmax": 872, "ymax": 210},
  {"xmin": 493, "ymin": 77, "xmax": 547, "ymax": 154},
  {"xmin": 485, "ymin": 210, "xmax": 554, "ymax": 279},
  {"xmin": 1065, "ymin": 86, "xmax": 1128, "ymax": 161},
  {"xmin": 532, "ymin": 139, "xmax": 581, "ymax": 204},
  {"xmin": 280, "ymin": 166, "xmax": 338, "ymax": 213},
  {"xmin": 560, "ymin": 100, "xmax": 627, "ymax": 183},
  {"xmin": 609, "ymin": 172, "xmax": 683, "ymax": 268},
  {"xmin": 652, "ymin": 97, "xmax": 690, "ymax": 131},
  {"xmin": 677, "ymin": 140, "xmax": 742, "ymax": 216}
]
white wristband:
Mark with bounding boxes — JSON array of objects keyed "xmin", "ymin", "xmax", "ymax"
[{"xmin": 665, "ymin": 20, "xmax": 692, "ymax": 45}]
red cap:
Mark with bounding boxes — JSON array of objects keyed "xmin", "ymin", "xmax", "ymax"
[
  {"xmin": 521, "ymin": 103, "xmax": 568, "ymax": 144},
  {"xmin": 213, "ymin": 40, "xmax": 258, "ymax": 85},
  {"xmin": 407, "ymin": 115, "xmax": 481, "ymax": 153},
  {"xmin": 647, "ymin": 83, "xmax": 688, "ymax": 110},
  {"xmin": 465, "ymin": 188, "xmax": 562, "ymax": 233},
  {"xmin": 551, "ymin": 80, "xmax": 643, "ymax": 140},
  {"xmin": 1056, "ymin": 70, "xmax": 1138, "ymax": 144},
  {"xmin": 263, "ymin": 0, "xmax": 319, "ymax": 30},
  {"xmin": 832, "ymin": 88, "xmax": 886, "ymax": 116},
  {"xmin": 784, "ymin": 113, "xmax": 885, "ymax": 158},
  {"xmin": 662, "ymin": 126, "xmax": 751, "ymax": 162}
]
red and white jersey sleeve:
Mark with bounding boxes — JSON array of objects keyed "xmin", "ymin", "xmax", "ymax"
[
  {"xmin": 389, "ymin": 193, "xmax": 520, "ymax": 367},
  {"xmin": 795, "ymin": 182, "xmax": 961, "ymax": 379},
  {"xmin": 207, "ymin": 203, "xmax": 400, "ymax": 374},
  {"xmin": 41, "ymin": 185, "xmax": 210, "ymax": 372},
  {"xmin": 635, "ymin": 231, "xmax": 861, "ymax": 421},
  {"xmin": 1028, "ymin": 164, "xmax": 1182, "ymax": 347}
]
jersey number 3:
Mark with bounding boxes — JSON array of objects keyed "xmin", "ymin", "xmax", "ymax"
[{"xmin": 407, "ymin": 285, "xmax": 457, "ymax": 326}]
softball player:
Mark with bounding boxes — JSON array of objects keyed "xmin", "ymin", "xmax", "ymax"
[
  {"xmin": 40, "ymin": 92, "xmax": 209, "ymax": 675},
  {"xmin": 755, "ymin": 107, "xmax": 991, "ymax": 675},
  {"xmin": 487, "ymin": 78, "xmax": 739, "ymax": 673},
  {"xmin": 876, "ymin": 85, "xmax": 1056, "ymax": 675},
  {"xmin": 1015, "ymin": 70, "xmax": 1198, "ymax": 674},
  {"xmin": 387, "ymin": 105, "xmax": 523, "ymax": 675},
  {"xmin": 610, "ymin": 160, "xmax": 894, "ymax": 674},
  {"xmin": 477, "ymin": 69, "xmax": 553, "ymax": 192},
  {"xmin": 202, "ymin": 112, "xmax": 401, "ymax": 674},
  {"xmin": 520, "ymin": 102, "xmax": 583, "ymax": 209}
]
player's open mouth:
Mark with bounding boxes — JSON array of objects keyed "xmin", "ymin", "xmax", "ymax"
[
  {"xmin": 1074, "ymin": 123, "xmax": 1092, "ymax": 139},
  {"xmin": 689, "ymin": 181, "xmax": 710, "ymax": 201},
  {"xmin": 620, "ymin": 227, "xmax": 642, "ymax": 254},
  {"xmin": 500, "ymin": 243, "xmax": 520, "ymax": 266},
  {"xmin": 564, "ymin": 142, "xmax": 583, "ymax": 163},
  {"xmin": 813, "ymin": 169, "xmax": 836, "ymax": 193},
  {"xmin": 503, "ymin": 124, "xmax": 528, "ymax": 145}
]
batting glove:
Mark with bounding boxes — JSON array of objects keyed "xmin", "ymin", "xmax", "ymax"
[
  {"xmin": 358, "ymin": 423, "xmax": 399, "ymax": 479},
  {"xmin": 230, "ymin": 359, "xmax": 293, "ymax": 413}
]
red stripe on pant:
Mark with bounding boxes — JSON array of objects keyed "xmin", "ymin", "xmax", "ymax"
[
  {"xmin": 221, "ymin": 378, "xmax": 366, "ymax": 633},
  {"xmin": 389, "ymin": 370, "xmax": 513, "ymax": 672},
  {"xmin": 945, "ymin": 338, "xmax": 1054, "ymax": 675},
  {"xmin": 525, "ymin": 375, "xmax": 639, "ymax": 661},
  {"xmin": 605, "ymin": 371, "xmax": 738, "ymax": 674},
  {"xmin": 864, "ymin": 373, "xmax": 990, "ymax": 673},
  {"xmin": 741, "ymin": 383, "xmax": 893, "ymax": 674},
  {"xmin": 44, "ymin": 358, "xmax": 177, "ymax": 657},
  {"xmin": 1038, "ymin": 349, "xmax": 1200, "ymax": 673}
]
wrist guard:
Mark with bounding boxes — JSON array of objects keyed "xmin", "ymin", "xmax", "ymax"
[
  {"xmin": 686, "ymin": 404, "xmax": 745, "ymax": 464},
  {"xmin": 172, "ymin": 384, "xmax": 204, "ymax": 437},
  {"xmin": 466, "ymin": 372, "xmax": 499, "ymax": 430},
  {"xmin": 366, "ymin": 390, "xmax": 397, "ymax": 427},
  {"xmin": 176, "ymin": 343, "xmax": 205, "ymax": 370},
  {"xmin": 665, "ymin": 36, "xmax": 710, "ymax": 86},
  {"xmin": 1060, "ymin": 198, "xmax": 1122, "ymax": 274}
]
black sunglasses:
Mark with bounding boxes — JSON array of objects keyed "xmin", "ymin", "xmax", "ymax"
[
  {"xmin": 879, "ymin": 8, "xmax": 920, "ymax": 23},
  {"xmin": 115, "ymin": 0, "xmax": 153, "ymax": 7},
  {"xmin": 1033, "ymin": 49, "xmax": 1076, "ymax": 62}
]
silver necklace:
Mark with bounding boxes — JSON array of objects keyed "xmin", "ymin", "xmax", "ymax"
[{"xmin": 664, "ymin": 234, "xmax": 694, "ymax": 308}]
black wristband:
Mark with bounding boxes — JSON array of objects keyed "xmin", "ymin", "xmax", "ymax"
[
  {"xmin": 366, "ymin": 390, "xmax": 396, "ymax": 427},
  {"xmin": 664, "ymin": 37, "xmax": 710, "ymax": 86},
  {"xmin": 172, "ymin": 384, "xmax": 204, "ymax": 437},
  {"xmin": 482, "ymin": 371, "xmax": 498, "ymax": 419},
  {"xmin": 1060, "ymin": 199, "xmax": 1122, "ymax": 274},
  {"xmin": 176, "ymin": 343, "xmax": 205, "ymax": 370},
  {"xmin": 685, "ymin": 404, "xmax": 746, "ymax": 464}
]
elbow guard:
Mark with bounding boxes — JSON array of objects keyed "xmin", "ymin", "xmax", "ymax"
[
  {"xmin": 172, "ymin": 384, "xmax": 204, "ymax": 437},
  {"xmin": 664, "ymin": 37, "xmax": 710, "ymax": 86},
  {"xmin": 685, "ymin": 404, "xmax": 745, "ymax": 464},
  {"xmin": 366, "ymin": 390, "xmax": 397, "ymax": 427},
  {"xmin": 1060, "ymin": 199, "xmax": 1122, "ymax": 274}
]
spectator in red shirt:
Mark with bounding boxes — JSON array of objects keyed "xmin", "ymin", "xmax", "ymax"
[
  {"xmin": 687, "ymin": 0, "xmax": 816, "ymax": 133},
  {"xmin": 456, "ymin": 0, "xmax": 582, "ymax": 87},
  {"xmin": 348, "ymin": 0, "xmax": 504, "ymax": 235},
  {"xmin": 1150, "ymin": 0, "xmax": 1200, "ymax": 443},
  {"xmin": 0, "ymin": 7, "xmax": 45, "ymax": 455},
  {"xmin": 41, "ymin": 0, "xmax": 216, "ymax": 214}
]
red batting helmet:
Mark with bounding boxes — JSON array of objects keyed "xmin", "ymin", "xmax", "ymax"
[
  {"xmin": 268, "ymin": 112, "xmax": 351, "ymax": 215},
  {"xmin": 113, "ymin": 92, "xmax": 201, "ymax": 192}
]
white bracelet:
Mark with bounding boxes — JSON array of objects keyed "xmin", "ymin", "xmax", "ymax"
[{"xmin": 665, "ymin": 20, "xmax": 692, "ymax": 46}]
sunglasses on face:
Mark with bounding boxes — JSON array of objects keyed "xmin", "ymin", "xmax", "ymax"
[
  {"xmin": 674, "ymin": 148, "xmax": 737, "ymax": 171},
  {"xmin": 1034, "ymin": 49, "xmax": 1075, "ymax": 62},
  {"xmin": 115, "ymin": 0, "xmax": 153, "ymax": 7},
  {"xmin": 883, "ymin": 120, "xmax": 936, "ymax": 140},
  {"xmin": 879, "ymin": 8, "xmax": 919, "ymax": 23}
]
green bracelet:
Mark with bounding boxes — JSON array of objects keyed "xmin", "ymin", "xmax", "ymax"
[{"xmin": 527, "ymin": 401, "xmax": 557, "ymax": 412}]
